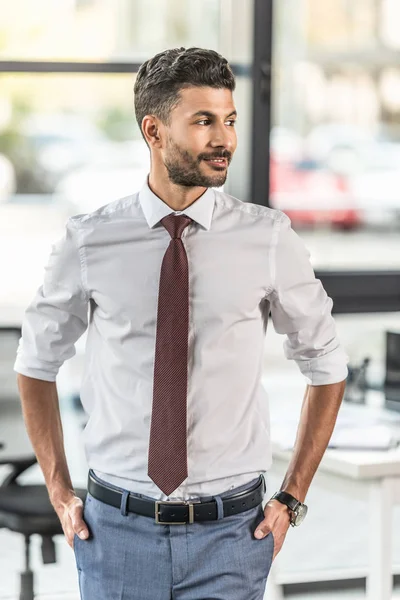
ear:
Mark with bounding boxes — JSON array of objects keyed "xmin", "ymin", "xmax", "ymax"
[{"xmin": 141, "ymin": 115, "xmax": 163, "ymax": 149}]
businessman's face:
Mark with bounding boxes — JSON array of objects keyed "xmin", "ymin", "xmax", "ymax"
[{"xmin": 162, "ymin": 86, "xmax": 237, "ymax": 188}]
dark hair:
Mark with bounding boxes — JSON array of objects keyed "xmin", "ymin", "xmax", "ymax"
[{"xmin": 134, "ymin": 47, "xmax": 236, "ymax": 140}]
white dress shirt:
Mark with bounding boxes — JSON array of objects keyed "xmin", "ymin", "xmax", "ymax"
[{"xmin": 14, "ymin": 177, "xmax": 348, "ymax": 501}]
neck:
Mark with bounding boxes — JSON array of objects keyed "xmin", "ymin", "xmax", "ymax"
[{"xmin": 148, "ymin": 168, "xmax": 207, "ymax": 212}]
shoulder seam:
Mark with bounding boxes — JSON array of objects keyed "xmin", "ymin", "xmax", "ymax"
[
  {"xmin": 216, "ymin": 195, "xmax": 283, "ymax": 222},
  {"xmin": 269, "ymin": 212, "xmax": 286, "ymax": 295},
  {"xmin": 71, "ymin": 193, "xmax": 139, "ymax": 225},
  {"xmin": 68, "ymin": 219, "xmax": 90, "ymax": 302}
]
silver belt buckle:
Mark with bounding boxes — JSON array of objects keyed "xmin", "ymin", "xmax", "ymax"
[{"xmin": 155, "ymin": 500, "xmax": 200, "ymax": 525}]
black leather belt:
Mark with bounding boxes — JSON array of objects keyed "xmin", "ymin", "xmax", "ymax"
[{"xmin": 87, "ymin": 470, "xmax": 266, "ymax": 525}]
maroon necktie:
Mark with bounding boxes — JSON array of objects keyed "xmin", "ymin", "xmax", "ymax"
[{"xmin": 148, "ymin": 213, "xmax": 192, "ymax": 496}]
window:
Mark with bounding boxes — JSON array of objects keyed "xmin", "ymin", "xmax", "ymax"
[
  {"xmin": 271, "ymin": 0, "xmax": 400, "ymax": 271},
  {"xmin": 0, "ymin": 0, "xmax": 255, "ymax": 324}
]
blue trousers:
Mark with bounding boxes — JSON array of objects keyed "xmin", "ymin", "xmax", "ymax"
[{"xmin": 73, "ymin": 472, "xmax": 274, "ymax": 599}]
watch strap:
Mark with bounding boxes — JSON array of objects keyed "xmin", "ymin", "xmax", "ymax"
[{"xmin": 272, "ymin": 490, "xmax": 300, "ymax": 512}]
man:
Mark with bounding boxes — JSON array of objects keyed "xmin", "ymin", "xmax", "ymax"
[{"xmin": 14, "ymin": 47, "xmax": 348, "ymax": 599}]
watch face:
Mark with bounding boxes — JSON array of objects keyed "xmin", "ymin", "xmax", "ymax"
[{"xmin": 293, "ymin": 503, "xmax": 308, "ymax": 526}]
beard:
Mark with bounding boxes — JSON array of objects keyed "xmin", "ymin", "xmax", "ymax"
[{"xmin": 164, "ymin": 137, "xmax": 232, "ymax": 188}]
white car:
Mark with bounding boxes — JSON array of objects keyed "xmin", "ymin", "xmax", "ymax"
[
  {"xmin": 305, "ymin": 123, "xmax": 400, "ymax": 224},
  {"xmin": 55, "ymin": 140, "xmax": 151, "ymax": 213}
]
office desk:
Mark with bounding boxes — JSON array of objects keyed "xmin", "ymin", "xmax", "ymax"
[{"xmin": 267, "ymin": 387, "xmax": 400, "ymax": 600}]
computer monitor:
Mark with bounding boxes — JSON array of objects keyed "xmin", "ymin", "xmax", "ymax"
[{"xmin": 384, "ymin": 330, "xmax": 400, "ymax": 411}]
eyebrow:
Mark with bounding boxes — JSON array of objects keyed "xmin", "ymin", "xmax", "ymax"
[{"xmin": 191, "ymin": 110, "xmax": 237, "ymax": 119}]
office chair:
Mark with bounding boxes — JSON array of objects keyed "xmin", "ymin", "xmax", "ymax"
[
  {"xmin": 0, "ymin": 326, "xmax": 86, "ymax": 600},
  {"xmin": 0, "ymin": 458, "xmax": 87, "ymax": 600}
]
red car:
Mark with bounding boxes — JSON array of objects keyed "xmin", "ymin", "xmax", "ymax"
[{"xmin": 269, "ymin": 155, "xmax": 361, "ymax": 229}]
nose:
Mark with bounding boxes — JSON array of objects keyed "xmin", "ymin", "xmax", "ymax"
[{"xmin": 210, "ymin": 122, "xmax": 235, "ymax": 152}]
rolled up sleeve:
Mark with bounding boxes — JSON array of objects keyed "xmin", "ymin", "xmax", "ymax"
[
  {"xmin": 13, "ymin": 218, "xmax": 89, "ymax": 382},
  {"xmin": 268, "ymin": 213, "xmax": 349, "ymax": 385}
]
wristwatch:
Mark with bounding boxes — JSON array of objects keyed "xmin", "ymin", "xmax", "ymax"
[{"xmin": 271, "ymin": 491, "xmax": 308, "ymax": 527}]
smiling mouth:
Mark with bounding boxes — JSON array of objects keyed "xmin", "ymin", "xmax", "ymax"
[{"xmin": 204, "ymin": 158, "xmax": 228, "ymax": 168}]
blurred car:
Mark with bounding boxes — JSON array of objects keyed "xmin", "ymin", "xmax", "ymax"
[
  {"xmin": 346, "ymin": 141, "xmax": 400, "ymax": 225},
  {"xmin": 304, "ymin": 123, "xmax": 374, "ymax": 174},
  {"xmin": 270, "ymin": 154, "xmax": 361, "ymax": 229},
  {"xmin": 55, "ymin": 139, "xmax": 151, "ymax": 213},
  {"xmin": 21, "ymin": 114, "xmax": 113, "ymax": 190},
  {"xmin": 303, "ymin": 123, "xmax": 400, "ymax": 224},
  {"xmin": 270, "ymin": 126, "xmax": 304, "ymax": 163}
]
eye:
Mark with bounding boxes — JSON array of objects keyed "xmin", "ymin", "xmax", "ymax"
[
  {"xmin": 226, "ymin": 120, "xmax": 236, "ymax": 126},
  {"xmin": 197, "ymin": 119, "xmax": 211, "ymax": 125}
]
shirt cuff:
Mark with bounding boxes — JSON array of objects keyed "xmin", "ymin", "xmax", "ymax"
[
  {"xmin": 294, "ymin": 345, "xmax": 349, "ymax": 386},
  {"xmin": 13, "ymin": 360, "xmax": 58, "ymax": 382}
]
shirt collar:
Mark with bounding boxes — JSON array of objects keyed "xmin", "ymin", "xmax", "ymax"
[{"xmin": 138, "ymin": 176, "xmax": 216, "ymax": 231}]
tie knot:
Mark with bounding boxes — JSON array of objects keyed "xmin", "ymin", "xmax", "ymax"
[{"xmin": 161, "ymin": 214, "xmax": 192, "ymax": 239}]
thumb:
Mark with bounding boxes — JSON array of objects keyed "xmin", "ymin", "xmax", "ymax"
[
  {"xmin": 254, "ymin": 519, "xmax": 271, "ymax": 540},
  {"xmin": 72, "ymin": 517, "xmax": 89, "ymax": 540},
  {"xmin": 76, "ymin": 525, "xmax": 89, "ymax": 540}
]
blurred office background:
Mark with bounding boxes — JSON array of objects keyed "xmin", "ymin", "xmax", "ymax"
[{"xmin": 1, "ymin": 0, "xmax": 400, "ymax": 598}]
